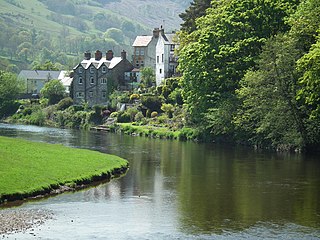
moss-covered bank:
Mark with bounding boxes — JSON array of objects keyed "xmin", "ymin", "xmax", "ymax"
[{"xmin": 0, "ymin": 136, "xmax": 128, "ymax": 205}]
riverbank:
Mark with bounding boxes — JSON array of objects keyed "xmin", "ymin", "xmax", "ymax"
[{"xmin": 0, "ymin": 136, "xmax": 128, "ymax": 205}]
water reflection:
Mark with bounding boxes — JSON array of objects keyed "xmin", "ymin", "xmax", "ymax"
[{"xmin": 0, "ymin": 123, "xmax": 319, "ymax": 238}]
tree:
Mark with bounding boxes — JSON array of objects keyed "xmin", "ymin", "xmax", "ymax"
[
  {"xmin": 178, "ymin": 0, "xmax": 298, "ymax": 132},
  {"xmin": 296, "ymin": 37, "xmax": 320, "ymax": 149},
  {"xmin": 0, "ymin": 71, "xmax": 23, "ymax": 117},
  {"xmin": 179, "ymin": 0, "xmax": 212, "ymax": 33},
  {"xmin": 40, "ymin": 79, "xmax": 65, "ymax": 105},
  {"xmin": 140, "ymin": 67, "xmax": 155, "ymax": 87},
  {"xmin": 235, "ymin": 34, "xmax": 306, "ymax": 150}
]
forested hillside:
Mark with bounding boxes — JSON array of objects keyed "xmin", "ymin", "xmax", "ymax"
[
  {"xmin": 178, "ymin": 0, "xmax": 320, "ymax": 152},
  {"xmin": 0, "ymin": 0, "xmax": 189, "ymax": 72}
]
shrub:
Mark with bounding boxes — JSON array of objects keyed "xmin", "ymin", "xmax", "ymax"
[
  {"xmin": 151, "ymin": 111, "xmax": 158, "ymax": 118},
  {"xmin": 134, "ymin": 112, "xmax": 144, "ymax": 122},
  {"xmin": 117, "ymin": 111, "xmax": 131, "ymax": 123},
  {"xmin": 130, "ymin": 93, "xmax": 140, "ymax": 102},
  {"xmin": 141, "ymin": 95, "xmax": 162, "ymax": 112},
  {"xmin": 57, "ymin": 97, "xmax": 73, "ymax": 110},
  {"xmin": 110, "ymin": 111, "xmax": 119, "ymax": 118}
]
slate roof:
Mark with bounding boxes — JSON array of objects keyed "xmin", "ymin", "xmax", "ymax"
[
  {"xmin": 163, "ymin": 33, "xmax": 176, "ymax": 45},
  {"xmin": 132, "ymin": 36, "xmax": 153, "ymax": 47},
  {"xmin": 74, "ymin": 57, "xmax": 123, "ymax": 70},
  {"xmin": 18, "ymin": 70, "xmax": 61, "ymax": 80}
]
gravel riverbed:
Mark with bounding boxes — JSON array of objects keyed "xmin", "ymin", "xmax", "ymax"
[{"xmin": 0, "ymin": 209, "xmax": 53, "ymax": 237}]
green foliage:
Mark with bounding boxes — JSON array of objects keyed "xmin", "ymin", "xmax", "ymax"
[
  {"xmin": 0, "ymin": 71, "xmax": 23, "ymax": 118},
  {"xmin": 140, "ymin": 67, "xmax": 155, "ymax": 87},
  {"xmin": 296, "ymin": 37, "xmax": 320, "ymax": 147},
  {"xmin": 40, "ymin": 79, "xmax": 65, "ymax": 105},
  {"xmin": 235, "ymin": 34, "xmax": 305, "ymax": 150},
  {"xmin": 151, "ymin": 111, "xmax": 158, "ymax": 118},
  {"xmin": 56, "ymin": 97, "xmax": 73, "ymax": 111},
  {"xmin": 179, "ymin": 0, "xmax": 212, "ymax": 33},
  {"xmin": 161, "ymin": 103, "xmax": 174, "ymax": 118},
  {"xmin": 141, "ymin": 95, "xmax": 163, "ymax": 112},
  {"xmin": 117, "ymin": 111, "xmax": 131, "ymax": 123},
  {"xmin": 178, "ymin": 0, "xmax": 298, "ymax": 126}
]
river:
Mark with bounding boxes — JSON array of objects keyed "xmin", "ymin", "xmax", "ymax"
[{"xmin": 0, "ymin": 123, "xmax": 319, "ymax": 239}]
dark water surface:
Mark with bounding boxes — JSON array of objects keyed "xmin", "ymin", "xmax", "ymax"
[{"xmin": 0, "ymin": 123, "xmax": 319, "ymax": 239}]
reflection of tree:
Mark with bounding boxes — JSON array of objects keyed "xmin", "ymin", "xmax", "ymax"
[{"xmin": 176, "ymin": 146, "xmax": 320, "ymax": 233}]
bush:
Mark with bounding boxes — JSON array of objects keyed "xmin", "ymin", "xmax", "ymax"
[
  {"xmin": 117, "ymin": 111, "xmax": 131, "ymax": 123},
  {"xmin": 110, "ymin": 111, "xmax": 119, "ymax": 118},
  {"xmin": 151, "ymin": 111, "xmax": 158, "ymax": 118},
  {"xmin": 134, "ymin": 112, "xmax": 144, "ymax": 122},
  {"xmin": 130, "ymin": 93, "xmax": 140, "ymax": 102},
  {"xmin": 141, "ymin": 95, "xmax": 162, "ymax": 112},
  {"xmin": 57, "ymin": 97, "xmax": 73, "ymax": 110}
]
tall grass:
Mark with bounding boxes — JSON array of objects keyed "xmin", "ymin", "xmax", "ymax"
[{"xmin": 0, "ymin": 136, "xmax": 128, "ymax": 203}]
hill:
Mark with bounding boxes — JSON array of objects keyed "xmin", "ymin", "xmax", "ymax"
[{"xmin": 0, "ymin": 0, "xmax": 189, "ymax": 72}]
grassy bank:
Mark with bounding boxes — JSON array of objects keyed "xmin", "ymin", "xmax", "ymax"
[
  {"xmin": 115, "ymin": 123, "xmax": 201, "ymax": 141},
  {"xmin": 0, "ymin": 136, "xmax": 128, "ymax": 204}
]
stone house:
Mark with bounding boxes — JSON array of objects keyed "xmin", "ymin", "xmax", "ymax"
[{"xmin": 72, "ymin": 50, "xmax": 133, "ymax": 106}]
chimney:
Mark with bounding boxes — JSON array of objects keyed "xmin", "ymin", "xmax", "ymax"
[
  {"xmin": 106, "ymin": 50, "xmax": 114, "ymax": 61},
  {"xmin": 95, "ymin": 50, "xmax": 102, "ymax": 60},
  {"xmin": 121, "ymin": 50, "xmax": 126, "ymax": 60},
  {"xmin": 153, "ymin": 28, "xmax": 160, "ymax": 38},
  {"xmin": 84, "ymin": 51, "xmax": 91, "ymax": 60},
  {"xmin": 160, "ymin": 26, "xmax": 165, "ymax": 36}
]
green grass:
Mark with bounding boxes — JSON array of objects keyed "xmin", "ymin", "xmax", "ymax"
[
  {"xmin": 0, "ymin": 136, "xmax": 128, "ymax": 203},
  {"xmin": 117, "ymin": 123, "xmax": 200, "ymax": 141}
]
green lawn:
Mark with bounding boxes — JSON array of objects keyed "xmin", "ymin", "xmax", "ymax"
[{"xmin": 0, "ymin": 136, "xmax": 128, "ymax": 203}]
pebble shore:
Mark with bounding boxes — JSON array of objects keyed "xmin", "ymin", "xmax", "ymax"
[{"xmin": 0, "ymin": 209, "xmax": 53, "ymax": 237}]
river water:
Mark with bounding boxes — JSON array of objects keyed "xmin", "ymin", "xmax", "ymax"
[{"xmin": 0, "ymin": 123, "xmax": 319, "ymax": 239}]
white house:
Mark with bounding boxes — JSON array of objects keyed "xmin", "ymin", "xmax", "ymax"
[
  {"xmin": 155, "ymin": 27, "xmax": 179, "ymax": 86},
  {"xmin": 18, "ymin": 70, "xmax": 71, "ymax": 94}
]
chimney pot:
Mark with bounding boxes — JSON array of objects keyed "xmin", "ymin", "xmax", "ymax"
[
  {"xmin": 95, "ymin": 50, "xmax": 102, "ymax": 60},
  {"xmin": 84, "ymin": 51, "xmax": 91, "ymax": 60},
  {"xmin": 106, "ymin": 50, "xmax": 114, "ymax": 61},
  {"xmin": 121, "ymin": 50, "xmax": 126, "ymax": 60}
]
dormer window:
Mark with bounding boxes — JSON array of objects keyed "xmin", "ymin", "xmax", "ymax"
[
  {"xmin": 102, "ymin": 66, "xmax": 107, "ymax": 73},
  {"xmin": 79, "ymin": 67, "xmax": 83, "ymax": 73},
  {"xmin": 90, "ymin": 77, "xmax": 94, "ymax": 84},
  {"xmin": 90, "ymin": 66, "xmax": 94, "ymax": 73},
  {"xmin": 79, "ymin": 77, "xmax": 83, "ymax": 84}
]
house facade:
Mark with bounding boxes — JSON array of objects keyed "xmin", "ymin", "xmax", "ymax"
[
  {"xmin": 132, "ymin": 27, "xmax": 179, "ymax": 86},
  {"xmin": 132, "ymin": 28, "xmax": 160, "ymax": 69},
  {"xmin": 155, "ymin": 28, "xmax": 179, "ymax": 86},
  {"xmin": 72, "ymin": 50, "xmax": 133, "ymax": 106},
  {"xmin": 18, "ymin": 70, "xmax": 61, "ymax": 94}
]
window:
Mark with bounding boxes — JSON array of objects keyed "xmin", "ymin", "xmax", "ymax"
[
  {"xmin": 135, "ymin": 48, "xmax": 140, "ymax": 55},
  {"xmin": 162, "ymin": 54, "xmax": 164, "ymax": 63},
  {"xmin": 170, "ymin": 44, "xmax": 175, "ymax": 51},
  {"xmin": 102, "ymin": 66, "xmax": 107, "ymax": 73},
  {"xmin": 160, "ymin": 68, "xmax": 162, "ymax": 74},
  {"xmin": 90, "ymin": 66, "xmax": 94, "ymax": 73},
  {"xmin": 76, "ymin": 92, "xmax": 84, "ymax": 98},
  {"xmin": 90, "ymin": 77, "xmax": 94, "ymax": 84},
  {"xmin": 136, "ymin": 60, "xmax": 139, "ymax": 67},
  {"xmin": 141, "ymin": 60, "xmax": 144, "ymax": 67},
  {"xmin": 79, "ymin": 67, "xmax": 83, "ymax": 73},
  {"xmin": 89, "ymin": 91, "xmax": 93, "ymax": 98},
  {"xmin": 78, "ymin": 77, "xmax": 83, "ymax": 84},
  {"xmin": 140, "ymin": 48, "xmax": 145, "ymax": 55},
  {"xmin": 157, "ymin": 56, "xmax": 159, "ymax": 63},
  {"xmin": 100, "ymin": 78, "xmax": 107, "ymax": 84},
  {"xmin": 102, "ymin": 91, "xmax": 107, "ymax": 98}
]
